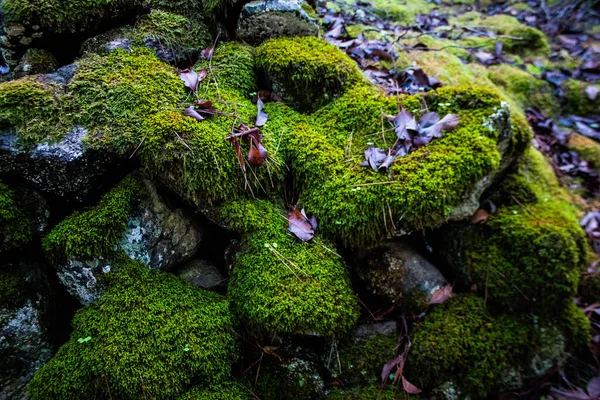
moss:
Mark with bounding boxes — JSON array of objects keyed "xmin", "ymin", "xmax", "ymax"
[
  {"xmin": 14, "ymin": 48, "xmax": 59, "ymax": 78},
  {"xmin": 28, "ymin": 259, "xmax": 237, "ymax": 400},
  {"xmin": 178, "ymin": 381, "xmax": 252, "ymax": 399},
  {"xmin": 256, "ymin": 354, "xmax": 324, "ymax": 399},
  {"xmin": 333, "ymin": 334, "xmax": 397, "ymax": 385},
  {"xmin": 147, "ymin": 0, "xmax": 204, "ymax": 19},
  {"xmin": 70, "ymin": 47, "xmax": 184, "ymax": 152},
  {"xmin": 301, "ymin": 2, "xmax": 319, "ymax": 19},
  {"xmin": 42, "ymin": 175, "xmax": 142, "ymax": 261},
  {"xmin": 135, "ymin": 10, "xmax": 212, "ymax": 59},
  {"xmin": 487, "ymin": 64, "xmax": 558, "ymax": 115},
  {"xmin": 345, "ymin": 24, "xmax": 385, "ymax": 40},
  {"xmin": 255, "ymin": 36, "xmax": 364, "ymax": 111},
  {"xmin": 559, "ymin": 300, "xmax": 592, "ymax": 349},
  {"xmin": 580, "ymin": 273, "xmax": 600, "ymax": 304},
  {"xmin": 326, "ymin": 385, "xmax": 409, "ymax": 400},
  {"xmin": 0, "ymin": 272, "xmax": 26, "ymax": 311},
  {"xmin": 0, "ymin": 180, "xmax": 33, "ymax": 253},
  {"xmin": 450, "ymin": 12, "xmax": 550, "ymax": 56},
  {"xmin": 367, "ymin": 0, "xmax": 432, "ymax": 24},
  {"xmin": 443, "ymin": 147, "xmax": 586, "ymax": 315},
  {"xmin": 568, "ymin": 133, "xmax": 600, "ymax": 168},
  {"xmin": 0, "ymin": 76, "xmax": 69, "ymax": 144},
  {"xmin": 276, "ymin": 84, "xmax": 519, "ymax": 247},
  {"xmin": 406, "ymin": 295, "xmax": 531, "ymax": 397},
  {"xmin": 563, "ymin": 79, "xmax": 600, "ymax": 116},
  {"xmin": 221, "ymin": 199, "xmax": 359, "ymax": 335}
]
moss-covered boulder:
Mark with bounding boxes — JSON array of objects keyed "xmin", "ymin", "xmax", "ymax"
[
  {"xmin": 179, "ymin": 381, "xmax": 253, "ymax": 399},
  {"xmin": 563, "ymin": 79, "xmax": 600, "ymax": 116},
  {"xmin": 568, "ymin": 132, "xmax": 600, "ymax": 169},
  {"xmin": 220, "ymin": 199, "xmax": 359, "ymax": 335},
  {"xmin": 27, "ymin": 259, "xmax": 237, "ymax": 400},
  {"xmin": 13, "ymin": 48, "xmax": 58, "ymax": 79},
  {"xmin": 440, "ymin": 148, "xmax": 586, "ymax": 315}
]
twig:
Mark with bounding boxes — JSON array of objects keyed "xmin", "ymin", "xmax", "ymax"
[{"xmin": 225, "ymin": 128, "xmax": 260, "ymax": 141}]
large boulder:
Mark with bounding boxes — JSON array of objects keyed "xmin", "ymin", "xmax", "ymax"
[
  {"xmin": 356, "ymin": 240, "xmax": 448, "ymax": 311},
  {"xmin": 44, "ymin": 175, "xmax": 204, "ymax": 304},
  {"xmin": 237, "ymin": 0, "xmax": 319, "ymax": 46},
  {"xmin": 0, "ymin": 258, "xmax": 54, "ymax": 400}
]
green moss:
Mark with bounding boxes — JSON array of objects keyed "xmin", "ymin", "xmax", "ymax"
[
  {"xmin": 0, "ymin": 76, "xmax": 69, "ymax": 144},
  {"xmin": 14, "ymin": 48, "xmax": 59, "ymax": 78},
  {"xmin": 0, "ymin": 272, "xmax": 26, "ymax": 311},
  {"xmin": 0, "ymin": 180, "xmax": 33, "ymax": 253},
  {"xmin": 487, "ymin": 64, "xmax": 558, "ymax": 115},
  {"xmin": 255, "ymin": 36, "xmax": 363, "ymax": 111},
  {"xmin": 367, "ymin": 0, "xmax": 432, "ymax": 23},
  {"xmin": 580, "ymin": 273, "xmax": 600, "ymax": 303},
  {"xmin": 256, "ymin": 355, "xmax": 324, "ymax": 399},
  {"xmin": 28, "ymin": 259, "xmax": 237, "ymax": 400},
  {"xmin": 568, "ymin": 133, "xmax": 600, "ymax": 168},
  {"xmin": 178, "ymin": 381, "xmax": 252, "ymax": 399},
  {"xmin": 563, "ymin": 79, "xmax": 600, "ymax": 116},
  {"xmin": 301, "ymin": 2, "xmax": 318, "ymax": 19},
  {"xmin": 42, "ymin": 175, "xmax": 142, "ymax": 261},
  {"xmin": 277, "ymin": 84, "xmax": 519, "ymax": 247},
  {"xmin": 345, "ymin": 24, "xmax": 384, "ymax": 40},
  {"xmin": 221, "ymin": 199, "xmax": 359, "ymax": 335},
  {"xmin": 450, "ymin": 12, "xmax": 550, "ymax": 56},
  {"xmin": 147, "ymin": 0, "xmax": 204, "ymax": 19},
  {"xmin": 326, "ymin": 385, "xmax": 409, "ymax": 400},
  {"xmin": 334, "ymin": 334, "xmax": 397, "ymax": 385},
  {"xmin": 559, "ymin": 300, "xmax": 591, "ymax": 349},
  {"xmin": 406, "ymin": 295, "xmax": 531, "ymax": 397}
]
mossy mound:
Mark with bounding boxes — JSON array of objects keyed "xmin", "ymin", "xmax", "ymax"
[
  {"xmin": 406, "ymin": 295, "xmax": 532, "ymax": 397},
  {"xmin": 0, "ymin": 181, "xmax": 33, "ymax": 254},
  {"xmin": 256, "ymin": 36, "xmax": 363, "ymax": 111},
  {"xmin": 42, "ymin": 175, "xmax": 142, "ymax": 261},
  {"xmin": 487, "ymin": 64, "xmax": 558, "ymax": 115},
  {"xmin": 14, "ymin": 48, "xmax": 59, "ymax": 78},
  {"xmin": 27, "ymin": 259, "xmax": 237, "ymax": 400},
  {"xmin": 220, "ymin": 199, "xmax": 359, "ymax": 335},
  {"xmin": 441, "ymin": 148, "xmax": 586, "ymax": 314},
  {"xmin": 568, "ymin": 133, "xmax": 600, "ymax": 168},
  {"xmin": 449, "ymin": 12, "xmax": 550, "ymax": 56},
  {"xmin": 266, "ymin": 82, "xmax": 525, "ymax": 247},
  {"xmin": 0, "ymin": 75, "xmax": 69, "ymax": 145},
  {"xmin": 563, "ymin": 79, "xmax": 600, "ymax": 116},
  {"xmin": 178, "ymin": 381, "xmax": 253, "ymax": 400},
  {"xmin": 0, "ymin": 271, "xmax": 26, "ymax": 311}
]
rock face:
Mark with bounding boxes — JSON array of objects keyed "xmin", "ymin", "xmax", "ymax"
[
  {"xmin": 0, "ymin": 126, "xmax": 124, "ymax": 203},
  {"xmin": 177, "ymin": 259, "xmax": 225, "ymax": 290},
  {"xmin": 356, "ymin": 240, "xmax": 448, "ymax": 310},
  {"xmin": 237, "ymin": 0, "xmax": 319, "ymax": 45},
  {"xmin": 56, "ymin": 179, "xmax": 204, "ymax": 304},
  {"xmin": 0, "ymin": 259, "xmax": 54, "ymax": 400}
]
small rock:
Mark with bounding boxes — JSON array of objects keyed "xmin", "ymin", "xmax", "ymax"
[
  {"xmin": 237, "ymin": 0, "xmax": 319, "ymax": 45},
  {"xmin": 0, "ymin": 126, "xmax": 124, "ymax": 203},
  {"xmin": 356, "ymin": 240, "xmax": 447, "ymax": 311},
  {"xmin": 13, "ymin": 48, "xmax": 58, "ymax": 79},
  {"xmin": 177, "ymin": 259, "xmax": 225, "ymax": 290}
]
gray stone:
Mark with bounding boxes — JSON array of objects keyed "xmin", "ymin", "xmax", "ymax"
[
  {"xmin": 56, "ymin": 178, "xmax": 204, "ymax": 304},
  {"xmin": 39, "ymin": 63, "xmax": 78, "ymax": 86},
  {"xmin": 356, "ymin": 240, "xmax": 447, "ymax": 310},
  {"xmin": 0, "ymin": 259, "xmax": 54, "ymax": 400},
  {"xmin": 353, "ymin": 321, "xmax": 397, "ymax": 339},
  {"xmin": 237, "ymin": 0, "xmax": 319, "ymax": 45},
  {"xmin": 0, "ymin": 126, "xmax": 124, "ymax": 203},
  {"xmin": 177, "ymin": 259, "xmax": 225, "ymax": 290}
]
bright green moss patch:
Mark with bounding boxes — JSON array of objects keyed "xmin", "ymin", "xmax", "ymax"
[
  {"xmin": 42, "ymin": 175, "xmax": 142, "ymax": 261},
  {"xmin": 563, "ymin": 79, "xmax": 600, "ymax": 115},
  {"xmin": 221, "ymin": 199, "xmax": 359, "ymax": 335},
  {"xmin": 256, "ymin": 36, "xmax": 363, "ymax": 111},
  {"xmin": 487, "ymin": 64, "xmax": 558, "ymax": 115},
  {"xmin": 568, "ymin": 133, "xmax": 600, "ymax": 168},
  {"xmin": 406, "ymin": 295, "xmax": 530, "ymax": 397},
  {"xmin": 28, "ymin": 260, "xmax": 237, "ymax": 400},
  {"xmin": 0, "ymin": 76, "xmax": 69, "ymax": 144},
  {"xmin": 367, "ymin": 0, "xmax": 432, "ymax": 23},
  {"xmin": 178, "ymin": 381, "xmax": 252, "ymax": 400},
  {"xmin": 282, "ymin": 84, "xmax": 516, "ymax": 247},
  {"xmin": 0, "ymin": 181, "xmax": 33, "ymax": 253},
  {"xmin": 559, "ymin": 300, "xmax": 591, "ymax": 349}
]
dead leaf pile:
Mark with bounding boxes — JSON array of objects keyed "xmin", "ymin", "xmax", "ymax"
[
  {"xmin": 361, "ymin": 110, "xmax": 460, "ymax": 171},
  {"xmin": 287, "ymin": 206, "xmax": 317, "ymax": 242},
  {"xmin": 581, "ymin": 212, "xmax": 600, "ymax": 254}
]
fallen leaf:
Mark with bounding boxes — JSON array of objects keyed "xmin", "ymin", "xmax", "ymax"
[
  {"xmin": 381, "ymin": 355, "xmax": 403, "ymax": 385},
  {"xmin": 248, "ymin": 135, "xmax": 267, "ymax": 166},
  {"xmin": 402, "ymin": 376, "xmax": 422, "ymax": 394},
  {"xmin": 586, "ymin": 85, "xmax": 599, "ymax": 101},
  {"xmin": 429, "ymin": 284, "xmax": 453, "ymax": 305},
  {"xmin": 587, "ymin": 376, "xmax": 600, "ymax": 398},
  {"xmin": 394, "ymin": 110, "xmax": 417, "ymax": 140},
  {"xmin": 200, "ymin": 47, "xmax": 214, "ymax": 60},
  {"xmin": 288, "ymin": 206, "xmax": 316, "ymax": 241},
  {"xmin": 470, "ymin": 209, "xmax": 490, "ymax": 224},
  {"xmin": 180, "ymin": 69, "xmax": 199, "ymax": 92},
  {"xmin": 256, "ymin": 99, "xmax": 268, "ymax": 127},
  {"xmin": 184, "ymin": 106, "xmax": 204, "ymax": 121}
]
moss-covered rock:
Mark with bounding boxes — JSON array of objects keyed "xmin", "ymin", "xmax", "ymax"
[
  {"xmin": 27, "ymin": 259, "xmax": 237, "ymax": 400},
  {"xmin": 0, "ymin": 75, "xmax": 69, "ymax": 145},
  {"xmin": 441, "ymin": 148, "xmax": 586, "ymax": 315},
  {"xmin": 13, "ymin": 48, "xmax": 58, "ymax": 79},
  {"xmin": 568, "ymin": 132, "xmax": 600, "ymax": 168},
  {"xmin": 0, "ymin": 181, "xmax": 33, "ymax": 254},
  {"xmin": 563, "ymin": 79, "xmax": 600, "ymax": 116},
  {"xmin": 221, "ymin": 199, "xmax": 359, "ymax": 335},
  {"xmin": 178, "ymin": 381, "xmax": 253, "ymax": 399},
  {"xmin": 366, "ymin": 0, "xmax": 432, "ymax": 23},
  {"xmin": 406, "ymin": 295, "xmax": 533, "ymax": 397},
  {"xmin": 256, "ymin": 36, "xmax": 363, "ymax": 111}
]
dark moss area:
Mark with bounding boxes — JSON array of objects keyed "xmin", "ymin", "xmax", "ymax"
[
  {"xmin": 326, "ymin": 385, "xmax": 413, "ymax": 399},
  {"xmin": 42, "ymin": 175, "xmax": 142, "ymax": 261},
  {"xmin": 0, "ymin": 181, "xmax": 33, "ymax": 254},
  {"xmin": 27, "ymin": 258, "xmax": 237, "ymax": 400},
  {"xmin": 563, "ymin": 79, "xmax": 600, "ymax": 116},
  {"xmin": 0, "ymin": 271, "xmax": 26, "ymax": 311},
  {"xmin": 221, "ymin": 199, "xmax": 359, "ymax": 335},
  {"xmin": 178, "ymin": 381, "xmax": 253, "ymax": 399}
]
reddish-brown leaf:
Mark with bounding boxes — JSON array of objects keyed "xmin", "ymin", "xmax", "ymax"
[
  {"xmin": 470, "ymin": 209, "xmax": 490, "ymax": 224},
  {"xmin": 288, "ymin": 206, "xmax": 315, "ymax": 241},
  {"xmin": 429, "ymin": 284, "xmax": 453, "ymax": 305},
  {"xmin": 402, "ymin": 377, "xmax": 421, "ymax": 394},
  {"xmin": 231, "ymin": 137, "xmax": 245, "ymax": 172},
  {"xmin": 381, "ymin": 355, "xmax": 403, "ymax": 384}
]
